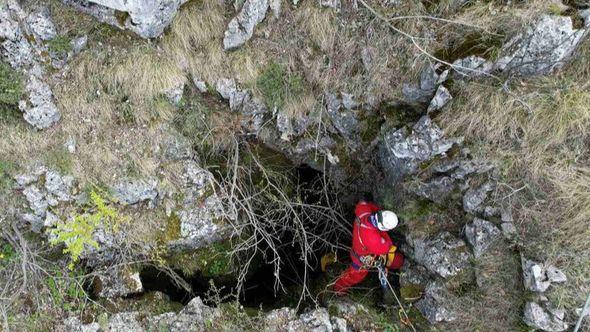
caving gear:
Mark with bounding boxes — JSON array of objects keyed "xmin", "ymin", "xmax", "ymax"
[
  {"xmin": 372, "ymin": 210, "xmax": 398, "ymax": 231},
  {"xmin": 333, "ymin": 201, "xmax": 404, "ymax": 294}
]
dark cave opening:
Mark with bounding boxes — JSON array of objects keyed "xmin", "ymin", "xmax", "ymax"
[{"xmin": 139, "ymin": 163, "xmax": 353, "ymax": 309}]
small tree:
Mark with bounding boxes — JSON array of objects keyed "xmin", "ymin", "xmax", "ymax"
[{"xmin": 50, "ymin": 191, "xmax": 124, "ymax": 269}]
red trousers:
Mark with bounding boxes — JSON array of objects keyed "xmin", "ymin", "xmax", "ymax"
[{"xmin": 333, "ymin": 253, "xmax": 404, "ymax": 294}]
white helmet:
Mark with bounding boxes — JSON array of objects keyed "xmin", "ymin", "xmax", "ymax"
[{"xmin": 375, "ymin": 210, "xmax": 398, "ymax": 231}]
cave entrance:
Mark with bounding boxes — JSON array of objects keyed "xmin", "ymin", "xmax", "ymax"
[{"xmin": 140, "ymin": 160, "xmax": 353, "ymax": 309}]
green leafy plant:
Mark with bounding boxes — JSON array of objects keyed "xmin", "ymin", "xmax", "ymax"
[
  {"xmin": 50, "ymin": 190, "xmax": 125, "ymax": 269},
  {"xmin": 256, "ymin": 62, "xmax": 304, "ymax": 110}
]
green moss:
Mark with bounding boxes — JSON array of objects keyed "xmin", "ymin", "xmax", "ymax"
[
  {"xmin": 164, "ymin": 213, "xmax": 181, "ymax": 242},
  {"xmin": 400, "ymin": 284, "xmax": 424, "ymax": 302},
  {"xmin": 359, "ymin": 113, "xmax": 384, "ymax": 144},
  {"xmin": 167, "ymin": 241, "xmax": 233, "ymax": 277},
  {"xmin": 256, "ymin": 62, "xmax": 304, "ymax": 110},
  {"xmin": 47, "ymin": 35, "xmax": 73, "ymax": 57}
]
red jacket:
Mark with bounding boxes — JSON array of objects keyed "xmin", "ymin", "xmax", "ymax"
[{"xmin": 350, "ymin": 201, "xmax": 393, "ymax": 267}]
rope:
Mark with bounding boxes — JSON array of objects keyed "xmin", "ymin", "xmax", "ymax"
[
  {"xmin": 574, "ymin": 291, "xmax": 590, "ymax": 332},
  {"xmin": 377, "ymin": 265, "xmax": 417, "ymax": 332}
]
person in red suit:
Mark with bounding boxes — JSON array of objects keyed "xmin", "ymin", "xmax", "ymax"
[{"xmin": 333, "ymin": 201, "xmax": 404, "ymax": 294}]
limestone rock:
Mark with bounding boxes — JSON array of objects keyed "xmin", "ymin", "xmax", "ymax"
[
  {"xmin": 71, "ymin": 35, "xmax": 88, "ymax": 54},
  {"xmin": 60, "ymin": 317, "xmax": 100, "ymax": 332},
  {"xmin": 19, "ymin": 73, "xmax": 61, "ymax": 130},
  {"xmin": 463, "ymin": 182, "xmax": 494, "ymax": 214},
  {"xmin": 265, "ymin": 308, "xmax": 298, "ymax": 331},
  {"xmin": 500, "ymin": 222, "xmax": 518, "ymax": 241},
  {"xmin": 497, "ymin": 15, "xmax": 588, "ymax": 76},
  {"xmin": 44, "ymin": 170, "xmax": 75, "ymax": 202},
  {"xmin": 26, "ymin": 7, "xmax": 57, "ymax": 41},
  {"xmin": 163, "ymin": 81, "xmax": 185, "ymax": 105},
  {"xmin": 63, "ymin": 0, "xmax": 189, "ymax": 39},
  {"xmin": 379, "ymin": 115, "xmax": 462, "ymax": 186},
  {"xmin": 320, "ymin": 0, "xmax": 341, "ymax": 11},
  {"xmin": 523, "ymin": 301, "xmax": 568, "ymax": 332},
  {"xmin": 93, "ymin": 267, "xmax": 143, "ymax": 298},
  {"xmin": 106, "ymin": 312, "xmax": 144, "ymax": 331},
  {"xmin": 223, "ymin": 0, "xmax": 269, "ymax": 50},
  {"xmin": 465, "ymin": 218, "xmax": 501, "ymax": 258},
  {"xmin": 427, "ymin": 85, "xmax": 452, "ymax": 113},
  {"xmin": 216, "ymin": 78, "xmax": 269, "ymax": 132},
  {"xmin": 111, "ymin": 178, "xmax": 158, "ymax": 207},
  {"xmin": 287, "ymin": 308, "xmax": 333, "ymax": 332},
  {"xmin": 407, "ymin": 231, "xmax": 472, "ymax": 279},
  {"xmin": 452, "ymin": 55, "xmax": 494, "ymax": 78},
  {"xmin": 402, "ymin": 83, "xmax": 433, "ymax": 103},
  {"xmin": 415, "ymin": 281, "xmax": 457, "ymax": 324},
  {"xmin": 168, "ymin": 161, "xmax": 231, "ymax": 250},
  {"xmin": 409, "ymin": 176, "xmax": 456, "ymax": 204},
  {"xmin": 522, "ymin": 257, "xmax": 567, "ymax": 292}
]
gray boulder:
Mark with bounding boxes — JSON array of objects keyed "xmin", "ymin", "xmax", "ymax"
[
  {"xmin": 463, "ymin": 182, "xmax": 494, "ymax": 214},
  {"xmin": 452, "ymin": 55, "xmax": 494, "ymax": 78},
  {"xmin": 464, "ymin": 217, "xmax": 501, "ymax": 258},
  {"xmin": 407, "ymin": 231, "xmax": 472, "ymax": 279},
  {"xmin": 223, "ymin": 0, "xmax": 269, "ymax": 50},
  {"xmin": 111, "ymin": 178, "xmax": 158, "ymax": 207},
  {"xmin": 19, "ymin": 74, "xmax": 61, "ymax": 130},
  {"xmin": 523, "ymin": 301, "xmax": 568, "ymax": 332},
  {"xmin": 63, "ymin": 0, "xmax": 189, "ymax": 39},
  {"xmin": 522, "ymin": 257, "xmax": 567, "ymax": 292},
  {"xmin": 415, "ymin": 281, "xmax": 457, "ymax": 324},
  {"xmin": 287, "ymin": 308, "xmax": 333, "ymax": 332},
  {"xmin": 216, "ymin": 78, "xmax": 268, "ymax": 132},
  {"xmin": 26, "ymin": 7, "xmax": 57, "ymax": 41},
  {"xmin": 320, "ymin": 0, "xmax": 341, "ymax": 11},
  {"xmin": 93, "ymin": 267, "xmax": 143, "ymax": 299},
  {"xmin": 409, "ymin": 176, "xmax": 456, "ymax": 204},
  {"xmin": 106, "ymin": 312, "xmax": 144, "ymax": 331},
  {"xmin": 497, "ymin": 15, "xmax": 588, "ymax": 76},
  {"xmin": 168, "ymin": 161, "xmax": 231, "ymax": 250},
  {"xmin": 379, "ymin": 115, "xmax": 462, "ymax": 186},
  {"xmin": 427, "ymin": 85, "xmax": 452, "ymax": 113},
  {"xmin": 59, "ymin": 317, "xmax": 100, "ymax": 332}
]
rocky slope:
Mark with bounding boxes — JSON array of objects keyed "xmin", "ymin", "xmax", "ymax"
[{"xmin": 1, "ymin": 0, "xmax": 589, "ymax": 331}]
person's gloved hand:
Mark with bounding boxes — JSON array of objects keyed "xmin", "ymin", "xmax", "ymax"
[{"xmin": 386, "ymin": 245, "xmax": 397, "ymax": 268}]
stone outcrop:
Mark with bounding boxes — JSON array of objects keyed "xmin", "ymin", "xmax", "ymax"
[
  {"xmin": 16, "ymin": 167, "xmax": 75, "ymax": 232},
  {"xmin": 406, "ymin": 231, "xmax": 472, "ymax": 279},
  {"xmin": 379, "ymin": 115, "xmax": 462, "ymax": 186},
  {"xmin": 60, "ymin": 296, "xmax": 352, "ymax": 331},
  {"xmin": 524, "ymin": 301, "xmax": 569, "ymax": 332},
  {"xmin": 497, "ymin": 15, "xmax": 588, "ymax": 76},
  {"xmin": 215, "ymin": 78, "xmax": 269, "ymax": 133},
  {"xmin": 465, "ymin": 217, "xmax": 501, "ymax": 258},
  {"xmin": 63, "ymin": 0, "xmax": 189, "ymax": 39},
  {"xmin": 92, "ymin": 267, "xmax": 143, "ymax": 299},
  {"xmin": 0, "ymin": 1, "xmax": 61, "ymax": 129},
  {"xmin": 167, "ymin": 160, "xmax": 231, "ymax": 251},
  {"xmin": 415, "ymin": 281, "xmax": 457, "ymax": 324},
  {"xmin": 223, "ymin": 0, "xmax": 269, "ymax": 50},
  {"xmin": 521, "ymin": 257, "xmax": 567, "ymax": 293}
]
